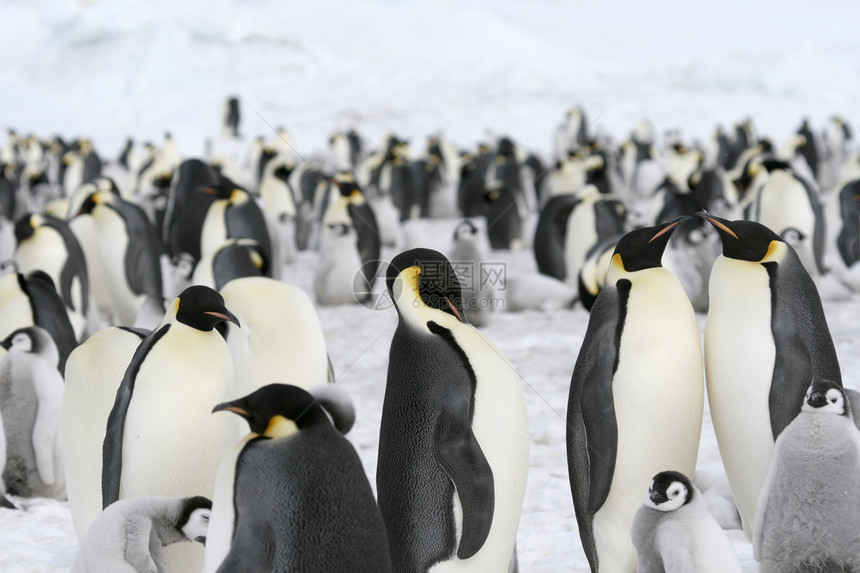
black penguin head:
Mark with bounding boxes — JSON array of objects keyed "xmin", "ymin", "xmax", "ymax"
[
  {"xmin": 610, "ymin": 217, "xmax": 689, "ymax": 273},
  {"xmin": 453, "ymin": 220, "xmax": 479, "ymax": 241},
  {"xmin": 76, "ymin": 191, "xmax": 113, "ymax": 216},
  {"xmin": 1, "ymin": 327, "xmax": 37, "ymax": 353},
  {"xmin": 212, "ymin": 383, "xmax": 328, "ymax": 436},
  {"xmin": 326, "ymin": 222, "xmax": 351, "ymax": 237},
  {"xmin": 176, "ymin": 496, "xmax": 212, "ymax": 544},
  {"xmin": 14, "ymin": 213, "xmax": 39, "ymax": 243},
  {"xmin": 645, "ymin": 471, "xmax": 693, "ymax": 512},
  {"xmin": 172, "ymin": 285, "xmax": 239, "ymax": 331},
  {"xmin": 802, "ymin": 380, "xmax": 850, "ymax": 417},
  {"xmin": 330, "ymin": 171, "xmax": 363, "ymax": 200},
  {"xmin": 696, "ymin": 212, "xmax": 783, "ymax": 262},
  {"xmin": 386, "ymin": 248, "xmax": 467, "ymax": 324}
]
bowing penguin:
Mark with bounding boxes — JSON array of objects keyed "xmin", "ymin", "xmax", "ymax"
[
  {"xmin": 567, "ymin": 218, "xmax": 704, "ymax": 573},
  {"xmin": 204, "ymin": 384, "xmax": 391, "ymax": 573}
]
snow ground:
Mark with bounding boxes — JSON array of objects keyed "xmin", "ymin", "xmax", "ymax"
[{"xmin": 2, "ymin": 0, "xmax": 860, "ymax": 571}]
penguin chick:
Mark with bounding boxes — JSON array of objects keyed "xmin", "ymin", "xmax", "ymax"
[
  {"xmin": 754, "ymin": 380, "xmax": 860, "ymax": 573},
  {"xmin": 71, "ymin": 495, "xmax": 212, "ymax": 573},
  {"xmin": 631, "ymin": 471, "xmax": 742, "ymax": 573},
  {"xmin": 0, "ymin": 326, "xmax": 65, "ymax": 499},
  {"xmin": 204, "ymin": 384, "xmax": 391, "ymax": 573}
]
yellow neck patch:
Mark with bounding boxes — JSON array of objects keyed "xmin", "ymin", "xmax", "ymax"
[
  {"xmin": 611, "ymin": 252, "xmax": 626, "ymax": 272},
  {"xmin": 264, "ymin": 415, "xmax": 299, "ymax": 439},
  {"xmin": 762, "ymin": 240, "xmax": 783, "ymax": 263}
]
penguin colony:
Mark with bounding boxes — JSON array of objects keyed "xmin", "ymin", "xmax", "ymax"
[{"xmin": 0, "ymin": 102, "xmax": 859, "ymax": 572}]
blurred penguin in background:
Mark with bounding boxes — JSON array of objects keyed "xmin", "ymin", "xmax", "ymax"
[
  {"xmin": 448, "ymin": 220, "xmax": 496, "ymax": 327},
  {"xmin": 223, "ymin": 96, "xmax": 240, "ymax": 139}
]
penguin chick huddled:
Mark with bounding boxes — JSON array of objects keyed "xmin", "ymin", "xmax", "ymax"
[
  {"xmin": 754, "ymin": 380, "xmax": 860, "ymax": 573},
  {"xmin": 0, "ymin": 326, "xmax": 65, "ymax": 500},
  {"xmin": 631, "ymin": 471, "xmax": 742, "ymax": 573},
  {"xmin": 71, "ymin": 495, "xmax": 212, "ymax": 573},
  {"xmin": 204, "ymin": 384, "xmax": 391, "ymax": 573}
]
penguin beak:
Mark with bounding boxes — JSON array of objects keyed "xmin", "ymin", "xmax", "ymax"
[
  {"xmin": 650, "ymin": 490, "xmax": 668, "ymax": 505},
  {"xmin": 200, "ymin": 187, "xmax": 219, "ymax": 195},
  {"xmin": 444, "ymin": 296, "xmax": 465, "ymax": 323},
  {"xmin": 212, "ymin": 402, "xmax": 249, "ymax": 416},
  {"xmin": 808, "ymin": 391, "xmax": 828, "ymax": 408},
  {"xmin": 696, "ymin": 211, "xmax": 738, "ymax": 239},
  {"xmin": 205, "ymin": 310, "xmax": 240, "ymax": 327},
  {"xmin": 648, "ymin": 216, "xmax": 690, "ymax": 243}
]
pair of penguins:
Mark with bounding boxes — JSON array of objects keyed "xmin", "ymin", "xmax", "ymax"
[
  {"xmin": 70, "ymin": 246, "xmax": 529, "ymax": 572},
  {"xmin": 567, "ymin": 212, "xmax": 859, "ymax": 572}
]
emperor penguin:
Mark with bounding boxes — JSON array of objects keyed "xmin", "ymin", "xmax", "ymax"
[
  {"xmin": 223, "ymin": 96, "xmax": 240, "ymax": 138},
  {"xmin": 191, "ymin": 238, "xmax": 267, "ymax": 291},
  {"xmin": 163, "ymin": 158, "xmax": 222, "ymax": 262},
  {"xmin": 101, "ymin": 285, "xmax": 240, "ymax": 573},
  {"xmin": 76, "ymin": 191, "xmax": 164, "ymax": 326},
  {"xmin": 314, "ymin": 222, "xmax": 365, "ymax": 306},
  {"xmin": 63, "ymin": 325, "xmax": 149, "ymax": 539},
  {"xmin": 0, "ymin": 326, "xmax": 65, "ymax": 500},
  {"xmin": 699, "ymin": 213, "xmax": 842, "ymax": 538},
  {"xmin": 378, "ymin": 248, "xmax": 529, "ymax": 572},
  {"xmin": 0, "ymin": 266, "xmax": 77, "ymax": 374},
  {"xmin": 563, "ymin": 185, "xmax": 627, "ymax": 288},
  {"xmin": 754, "ymin": 380, "xmax": 860, "ymax": 573},
  {"xmin": 328, "ymin": 171, "xmax": 382, "ymax": 296},
  {"xmin": 219, "ymin": 276, "xmax": 331, "ymax": 396},
  {"xmin": 198, "ymin": 185, "xmax": 273, "ymax": 272},
  {"xmin": 566, "ymin": 218, "xmax": 704, "ymax": 573},
  {"xmin": 72, "ymin": 495, "xmax": 212, "ymax": 573},
  {"xmin": 631, "ymin": 471, "xmax": 741, "ymax": 573},
  {"xmin": 204, "ymin": 384, "xmax": 391, "ymax": 573},
  {"xmin": 14, "ymin": 213, "xmax": 89, "ymax": 339},
  {"xmin": 447, "ymin": 220, "xmax": 496, "ymax": 327},
  {"xmin": 533, "ymin": 193, "xmax": 578, "ymax": 280}
]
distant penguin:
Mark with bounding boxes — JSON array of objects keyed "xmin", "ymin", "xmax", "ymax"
[
  {"xmin": 631, "ymin": 471, "xmax": 742, "ymax": 573},
  {"xmin": 204, "ymin": 384, "xmax": 392, "ymax": 573},
  {"xmin": 0, "ymin": 268, "xmax": 77, "ymax": 374},
  {"xmin": 191, "ymin": 238, "xmax": 267, "ymax": 291},
  {"xmin": 63, "ymin": 326, "xmax": 149, "ymax": 539},
  {"xmin": 328, "ymin": 171, "xmax": 382, "ymax": 295},
  {"xmin": 378, "ymin": 248, "xmax": 529, "ymax": 571},
  {"xmin": 72, "ymin": 495, "xmax": 212, "ymax": 573},
  {"xmin": 828, "ymin": 179, "xmax": 860, "ymax": 288},
  {"xmin": 754, "ymin": 380, "xmax": 860, "ymax": 573},
  {"xmin": 483, "ymin": 181, "xmax": 523, "ymax": 250},
  {"xmin": 0, "ymin": 327, "xmax": 65, "ymax": 500},
  {"xmin": 219, "ymin": 276, "xmax": 331, "ymax": 396},
  {"xmin": 199, "ymin": 185, "xmax": 273, "ymax": 271},
  {"xmin": 163, "ymin": 159, "xmax": 222, "ymax": 261},
  {"xmin": 223, "ymin": 96, "xmax": 240, "ymax": 138},
  {"xmin": 700, "ymin": 213, "xmax": 842, "ymax": 538},
  {"xmin": 577, "ymin": 234, "xmax": 619, "ymax": 311},
  {"xmin": 76, "ymin": 191, "xmax": 164, "ymax": 326},
  {"xmin": 14, "ymin": 213, "xmax": 89, "ymax": 339},
  {"xmin": 533, "ymin": 193, "xmax": 578, "ymax": 280},
  {"xmin": 554, "ymin": 106, "xmax": 589, "ymax": 158},
  {"xmin": 448, "ymin": 220, "xmax": 496, "ymax": 327},
  {"xmin": 101, "ymin": 286, "xmax": 240, "ymax": 573},
  {"xmin": 563, "ymin": 185, "xmax": 626, "ymax": 288},
  {"xmin": 567, "ymin": 218, "xmax": 704, "ymax": 573},
  {"xmin": 314, "ymin": 222, "xmax": 364, "ymax": 306},
  {"xmin": 257, "ymin": 163, "xmax": 298, "ymax": 265}
]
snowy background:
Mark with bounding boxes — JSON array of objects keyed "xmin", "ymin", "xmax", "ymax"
[{"xmin": 2, "ymin": 0, "xmax": 860, "ymax": 571}]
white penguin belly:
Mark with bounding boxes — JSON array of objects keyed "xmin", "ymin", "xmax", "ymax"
[
  {"xmin": 705, "ymin": 255, "xmax": 775, "ymax": 536},
  {"xmin": 200, "ymin": 201, "xmax": 230, "ymax": 261},
  {"xmin": 0, "ymin": 275, "xmax": 34, "ymax": 339},
  {"xmin": 564, "ymin": 198, "xmax": 598, "ymax": 286},
  {"xmin": 757, "ymin": 173, "xmax": 816, "ymax": 273},
  {"xmin": 429, "ymin": 325, "xmax": 529, "ymax": 572},
  {"xmin": 594, "ymin": 271, "xmax": 704, "ymax": 573},
  {"xmin": 16, "ymin": 229, "xmax": 66, "ymax": 292}
]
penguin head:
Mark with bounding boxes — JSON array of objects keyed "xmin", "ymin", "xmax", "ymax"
[
  {"xmin": 645, "ymin": 471, "xmax": 693, "ymax": 512},
  {"xmin": 696, "ymin": 212, "xmax": 784, "ymax": 263},
  {"xmin": 213, "ymin": 383, "xmax": 330, "ymax": 436},
  {"xmin": 0, "ymin": 328, "xmax": 35, "ymax": 352},
  {"xmin": 610, "ymin": 217, "xmax": 689, "ymax": 274},
  {"xmin": 76, "ymin": 191, "xmax": 114, "ymax": 216},
  {"xmin": 13, "ymin": 213, "xmax": 41, "ymax": 243},
  {"xmin": 453, "ymin": 220, "xmax": 479, "ymax": 241},
  {"xmin": 802, "ymin": 380, "xmax": 850, "ymax": 417},
  {"xmin": 176, "ymin": 496, "xmax": 212, "ymax": 544},
  {"xmin": 0, "ymin": 326, "xmax": 58, "ymax": 365},
  {"xmin": 171, "ymin": 285, "xmax": 240, "ymax": 331},
  {"xmin": 386, "ymin": 248, "xmax": 467, "ymax": 325},
  {"xmin": 330, "ymin": 171, "xmax": 364, "ymax": 202}
]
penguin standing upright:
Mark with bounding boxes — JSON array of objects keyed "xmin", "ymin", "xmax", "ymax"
[
  {"xmin": 0, "ymin": 326, "xmax": 65, "ymax": 500},
  {"xmin": 631, "ymin": 471, "xmax": 741, "ymax": 573},
  {"xmin": 72, "ymin": 495, "xmax": 212, "ymax": 573},
  {"xmin": 101, "ymin": 286, "xmax": 240, "ymax": 573},
  {"xmin": 563, "ymin": 185, "xmax": 626, "ymax": 288},
  {"xmin": 533, "ymin": 193, "xmax": 577, "ymax": 280},
  {"xmin": 63, "ymin": 326, "xmax": 149, "ymax": 539},
  {"xmin": 700, "ymin": 213, "xmax": 842, "ymax": 538},
  {"xmin": 219, "ymin": 276, "xmax": 331, "ymax": 396},
  {"xmin": 328, "ymin": 171, "xmax": 381, "ymax": 296},
  {"xmin": 204, "ymin": 384, "xmax": 391, "ymax": 573},
  {"xmin": 378, "ymin": 248, "xmax": 529, "ymax": 572},
  {"xmin": 223, "ymin": 96, "xmax": 240, "ymax": 138},
  {"xmin": 14, "ymin": 213, "xmax": 89, "ymax": 339},
  {"xmin": 448, "ymin": 220, "xmax": 496, "ymax": 327},
  {"xmin": 163, "ymin": 159, "xmax": 222, "ymax": 262},
  {"xmin": 754, "ymin": 380, "xmax": 860, "ymax": 573},
  {"xmin": 566, "ymin": 218, "xmax": 704, "ymax": 573},
  {"xmin": 198, "ymin": 185, "xmax": 273, "ymax": 273},
  {"xmin": 76, "ymin": 191, "xmax": 164, "ymax": 326}
]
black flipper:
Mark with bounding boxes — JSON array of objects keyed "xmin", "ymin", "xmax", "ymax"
[
  {"xmin": 225, "ymin": 198, "xmax": 273, "ymax": 269},
  {"xmin": 765, "ymin": 249, "xmax": 842, "ymax": 439},
  {"xmin": 111, "ymin": 199, "xmax": 164, "ymax": 300},
  {"xmin": 434, "ymin": 408, "xmax": 494, "ymax": 560},
  {"xmin": 566, "ymin": 279, "xmax": 627, "ymax": 572},
  {"xmin": 348, "ymin": 202, "xmax": 381, "ymax": 289},
  {"xmin": 101, "ymin": 324, "xmax": 170, "ymax": 508},
  {"xmin": 43, "ymin": 215, "xmax": 89, "ymax": 316},
  {"xmin": 19, "ymin": 271, "xmax": 77, "ymax": 374},
  {"xmin": 0, "ymin": 495, "xmax": 16, "ymax": 509}
]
